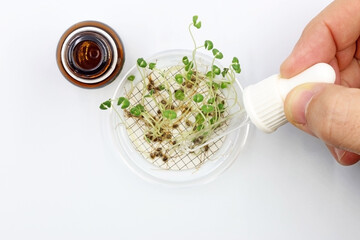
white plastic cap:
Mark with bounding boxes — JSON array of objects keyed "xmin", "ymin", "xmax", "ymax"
[{"xmin": 243, "ymin": 63, "xmax": 336, "ymax": 133}]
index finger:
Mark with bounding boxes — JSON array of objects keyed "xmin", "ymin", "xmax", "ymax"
[{"xmin": 280, "ymin": 0, "xmax": 360, "ymax": 78}]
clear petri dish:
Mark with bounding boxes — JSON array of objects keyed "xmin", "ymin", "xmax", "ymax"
[{"xmin": 108, "ymin": 49, "xmax": 249, "ymax": 187}]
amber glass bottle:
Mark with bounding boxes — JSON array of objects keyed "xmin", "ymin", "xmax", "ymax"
[{"xmin": 56, "ymin": 21, "xmax": 125, "ymax": 88}]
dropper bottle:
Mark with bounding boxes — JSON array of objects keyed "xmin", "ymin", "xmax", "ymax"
[
  {"xmin": 189, "ymin": 63, "xmax": 336, "ymax": 151},
  {"xmin": 243, "ymin": 63, "xmax": 336, "ymax": 133}
]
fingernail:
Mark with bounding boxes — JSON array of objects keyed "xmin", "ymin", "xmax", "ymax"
[
  {"xmin": 285, "ymin": 83, "xmax": 317, "ymax": 125},
  {"xmin": 334, "ymin": 148, "xmax": 346, "ymax": 162}
]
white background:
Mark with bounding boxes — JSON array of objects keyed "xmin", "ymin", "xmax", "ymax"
[{"xmin": 1, "ymin": 0, "xmax": 360, "ymax": 239}]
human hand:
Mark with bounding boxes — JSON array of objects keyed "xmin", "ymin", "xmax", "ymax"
[{"xmin": 280, "ymin": 0, "xmax": 360, "ymax": 165}]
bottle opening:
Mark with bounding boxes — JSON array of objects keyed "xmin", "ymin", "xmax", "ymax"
[
  {"xmin": 73, "ymin": 40, "xmax": 103, "ymax": 71},
  {"xmin": 66, "ymin": 32, "xmax": 112, "ymax": 79}
]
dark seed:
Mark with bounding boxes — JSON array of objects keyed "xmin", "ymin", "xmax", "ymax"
[
  {"xmin": 156, "ymin": 148, "xmax": 162, "ymax": 152},
  {"xmin": 163, "ymin": 156, "xmax": 168, "ymax": 162},
  {"xmin": 161, "ymin": 100, "xmax": 166, "ymax": 105},
  {"xmin": 173, "ymin": 124, "xmax": 179, "ymax": 128},
  {"xmin": 183, "ymin": 107, "xmax": 191, "ymax": 114},
  {"xmin": 150, "ymin": 153, "xmax": 155, "ymax": 159},
  {"xmin": 166, "ymin": 133, "xmax": 171, "ymax": 139}
]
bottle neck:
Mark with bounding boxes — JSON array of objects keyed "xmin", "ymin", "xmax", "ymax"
[{"xmin": 66, "ymin": 31, "xmax": 112, "ymax": 79}]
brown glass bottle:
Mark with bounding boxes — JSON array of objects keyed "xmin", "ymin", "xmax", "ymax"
[{"xmin": 56, "ymin": 21, "xmax": 125, "ymax": 88}]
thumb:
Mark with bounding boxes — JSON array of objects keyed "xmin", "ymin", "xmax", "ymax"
[{"xmin": 284, "ymin": 83, "xmax": 360, "ymax": 163}]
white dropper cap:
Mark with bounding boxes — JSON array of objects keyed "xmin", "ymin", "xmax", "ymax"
[{"xmin": 243, "ymin": 63, "xmax": 336, "ymax": 133}]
